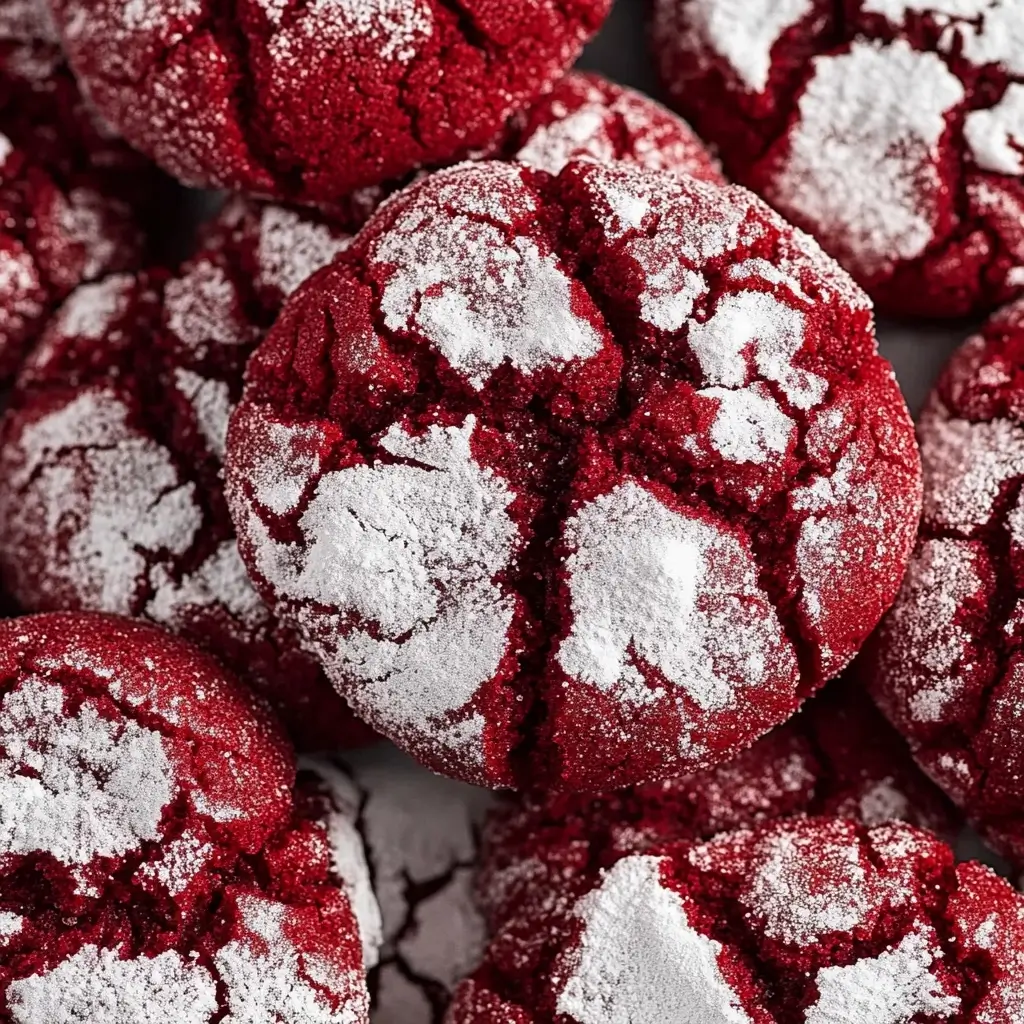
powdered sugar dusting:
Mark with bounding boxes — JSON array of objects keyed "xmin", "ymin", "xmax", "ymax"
[
  {"xmin": 265, "ymin": 0, "xmax": 433, "ymax": 64},
  {"xmin": 865, "ymin": 0, "xmax": 1024, "ymax": 75},
  {"xmin": 556, "ymin": 855, "xmax": 753, "ymax": 1023},
  {"xmin": 301, "ymin": 759, "xmax": 384, "ymax": 969},
  {"xmin": 53, "ymin": 275, "xmax": 135, "ymax": 340},
  {"xmin": 173, "ymin": 367, "xmax": 234, "ymax": 459},
  {"xmin": 686, "ymin": 290, "xmax": 826, "ymax": 409},
  {"xmin": 965, "ymin": 83, "xmax": 1024, "ymax": 174},
  {"xmin": 0, "ymin": 247, "xmax": 44, "ymax": 333},
  {"xmin": 134, "ymin": 829, "xmax": 213, "ymax": 897},
  {"xmin": 742, "ymin": 827, "xmax": 875, "ymax": 944},
  {"xmin": 701, "ymin": 386, "xmax": 795, "ymax": 465},
  {"xmin": 7, "ymin": 389, "xmax": 202, "ymax": 614},
  {"xmin": 373, "ymin": 168, "xmax": 604, "ymax": 388},
  {"xmin": 248, "ymin": 416, "xmax": 519, "ymax": 765},
  {"xmin": 214, "ymin": 893, "xmax": 367, "ymax": 1023},
  {"xmin": 557, "ymin": 481, "xmax": 793, "ymax": 715},
  {"xmin": 256, "ymin": 206, "xmax": 352, "ymax": 299},
  {"xmin": 0, "ymin": 676, "xmax": 175, "ymax": 865},
  {"xmin": 770, "ymin": 40, "xmax": 964, "ymax": 277},
  {"xmin": 805, "ymin": 927, "xmax": 959, "ymax": 1024},
  {"xmin": 920, "ymin": 407, "xmax": 1024, "ymax": 533},
  {"xmin": 684, "ymin": 0, "xmax": 813, "ymax": 91},
  {"xmin": 884, "ymin": 539, "xmax": 987, "ymax": 723},
  {"xmin": 6, "ymin": 945, "xmax": 217, "ymax": 1024},
  {"xmin": 0, "ymin": 913, "xmax": 23, "ymax": 939},
  {"xmin": 165, "ymin": 259, "xmax": 251, "ymax": 355},
  {"xmin": 147, "ymin": 541, "xmax": 269, "ymax": 633}
]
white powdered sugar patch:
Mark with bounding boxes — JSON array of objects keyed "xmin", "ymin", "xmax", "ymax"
[
  {"xmin": 857, "ymin": 779, "xmax": 913, "ymax": 826},
  {"xmin": 7, "ymin": 389, "xmax": 202, "ymax": 614},
  {"xmin": 0, "ymin": 247, "xmax": 44, "ymax": 333},
  {"xmin": 0, "ymin": 676, "xmax": 175, "ymax": 865},
  {"xmin": 247, "ymin": 419, "xmax": 327, "ymax": 517},
  {"xmin": 805, "ymin": 927, "xmax": 959, "ymax": 1024},
  {"xmin": 865, "ymin": 0, "xmax": 1024, "ymax": 75},
  {"xmin": 885, "ymin": 539, "xmax": 989, "ymax": 723},
  {"xmin": 214, "ymin": 893, "xmax": 367, "ymax": 1024},
  {"xmin": 701, "ymin": 385, "xmax": 796, "ymax": 465},
  {"xmin": 556, "ymin": 855, "xmax": 753, "ymax": 1024},
  {"xmin": 920, "ymin": 409, "xmax": 1024, "ymax": 533},
  {"xmin": 0, "ymin": 0, "xmax": 59, "ymax": 43},
  {"xmin": 686, "ymin": 290, "xmax": 827, "ymax": 409},
  {"xmin": 248, "ymin": 416, "xmax": 518, "ymax": 765},
  {"xmin": 51, "ymin": 189, "xmax": 125, "ymax": 284},
  {"xmin": 0, "ymin": 913, "xmax": 24, "ymax": 942},
  {"xmin": 255, "ymin": 205, "xmax": 352, "ymax": 299},
  {"xmin": 742, "ymin": 827, "xmax": 877, "ymax": 944},
  {"xmin": 300, "ymin": 759, "xmax": 384, "ymax": 969},
  {"xmin": 6, "ymin": 945, "xmax": 218, "ymax": 1024},
  {"xmin": 53, "ymin": 275, "xmax": 135, "ymax": 340},
  {"xmin": 265, "ymin": 0, "xmax": 432, "ymax": 66},
  {"xmin": 147, "ymin": 541, "xmax": 270, "ymax": 636},
  {"xmin": 770, "ymin": 40, "xmax": 964, "ymax": 277},
  {"xmin": 0, "ymin": 132, "xmax": 11, "ymax": 167},
  {"xmin": 134, "ymin": 829, "xmax": 214, "ymax": 897},
  {"xmin": 372, "ymin": 176, "xmax": 603, "ymax": 389},
  {"xmin": 516, "ymin": 104, "xmax": 618, "ymax": 174},
  {"xmin": 683, "ymin": 0, "xmax": 812, "ymax": 91},
  {"xmin": 173, "ymin": 367, "xmax": 234, "ymax": 459},
  {"xmin": 557, "ymin": 481, "xmax": 794, "ymax": 718},
  {"xmin": 965, "ymin": 83, "xmax": 1024, "ymax": 174},
  {"xmin": 165, "ymin": 259, "xmax": 250, "ymax": 355}
]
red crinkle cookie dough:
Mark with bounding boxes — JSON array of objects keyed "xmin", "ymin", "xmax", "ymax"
[
  {"xmin": 224, "ymin": 159, "xmax": 921, "ymax": 791},
  {"xmin": 0, "ymin": 199, "xmax": 376, "ymax": 751},
  {"xmin": 0, "ymin": 0, "xmax": 157, "ymax": 381},
  {"xmin": 864, "ymin": 299, "xmax": 1024, "ymax": 869},
  {"xmin": 452, "ymin": 817, "xmax": 1024, "ymax": 1023},
  {"xmin": 475, "ymin": 678, "xmax": 958, "ymax": 936},
  {"xmin": 299, "ymin": 747, "xmax": 495, "ymax": 1024},
  {"xmin": 652, "ymin": 0, "xmax": 1024, "ymax": 319},
  {"xmin": 45, "ymin": 0, "xmax": 610, "ymax": 204},
  {"xmin": 0, "ymin": 612, "xmax": 370, "ymax": 1024}
]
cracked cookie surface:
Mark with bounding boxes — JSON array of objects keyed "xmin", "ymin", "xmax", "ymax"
[
  {"xmin": 46, "ymin": 0, "xmax": 610, "ymax": 204},
  {"xmin": 225, "ymin": 160, "xmax": 921, "ymax": 791},
  {"xmin": 653, "ymin": 0, "xmax": 1024, "ymax": 318}
]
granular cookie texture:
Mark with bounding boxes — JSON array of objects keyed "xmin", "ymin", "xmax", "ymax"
[
  {"xmin": 0, "ymin": 199, "xmax": 375, "ymax": 751},
  {"xmin": 0, "ymin": 0, "xmax": 160, "ymax": 381},
  {"xmin": 451, "ymin": 817, "xmax": 1024, "ymax": 1023},
  {"xmin": 225, "ymin": 158, "xmax": 921, "ymax": 792},
  {"xmin": 46, "ymin": 0, "xmax": 610, "ymax": 204},
  {"xmin": 864, "ymin": 298, "xmax": 1024, "ymax": 868},
  {"xmin": 506, "ymin": 71, "xmax": 723, "ymax": 182},
  {"xmin": 653, "ymin": 0, "xmax": 1024, "ymax": 318},
  {"xmin": 475, "ymin": 678, "xmax": 957, "ymax": 935},
  {"xmin": 0, "ymin": 612, "xmax": 371, "ymax": 1024},
  {"xmin": 300, "ymin": 747, "xmax": 494, "ymax": 1024}
]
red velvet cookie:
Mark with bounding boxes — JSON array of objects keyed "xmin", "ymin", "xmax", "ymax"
[
  {"xmin": 476, "ymin": 678, "xmax": 957, "ymax": 934},
  {"xmin": 0, "ymin": 201, "xmax": 375, "ymax": 751},
  {"xmin": 652, "ymin": 0, "xmax": 1024, "ymax": 318},
  {"xmin": 452, "ymin": 817, "xmax": 1024, "ymax": 1023},
  {"xmin": 46, "ymin": 0, "xmax": 609, "ymax": 204},
  {"xmin": 864, "ymin": 299, "xmax": 1024, "ymax": 868},
  {"xmin": 300, "ymin": 748, "xmax": 494, "ymax": 1024},
  {"xmin": 225, "ymin": 159, "xmax": 921, "ymax": 791},
  {"xmin": 0, "ymin": 612, "xmax": 370, "ymax": 1023}
]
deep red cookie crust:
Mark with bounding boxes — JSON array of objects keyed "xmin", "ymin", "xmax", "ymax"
[
  {"xmin": 653, "ymin": 0, "xmax": 1024, "ymax": 319},
  {"xmin": 46, "ymin": 0, "xmax": 610, "ymax": 204},
  {"xmin": 0, "ymin": 611, "xmax": 370, "ymax": 1023},
  {"xmin": 0, "ymin": 200, "xmax": 375, "ymax": 752},
  {"xmin": 864, "ymin": 298, "xmax": 1024, "ymax": 868},
  {"xmin": 476, "ymin": 678, "xmax": 958, "ymax": 936},
  {"xmin": 452, "ymin": 817, "xmax": 1024, "ymax": 1023},
  {"xmin": 300, "ymin": 747, "xmax": 495, "ymax": 1024},
  {"xmin": 225, "ymin": 159, "xmax": 921, "ymax": 792}
]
